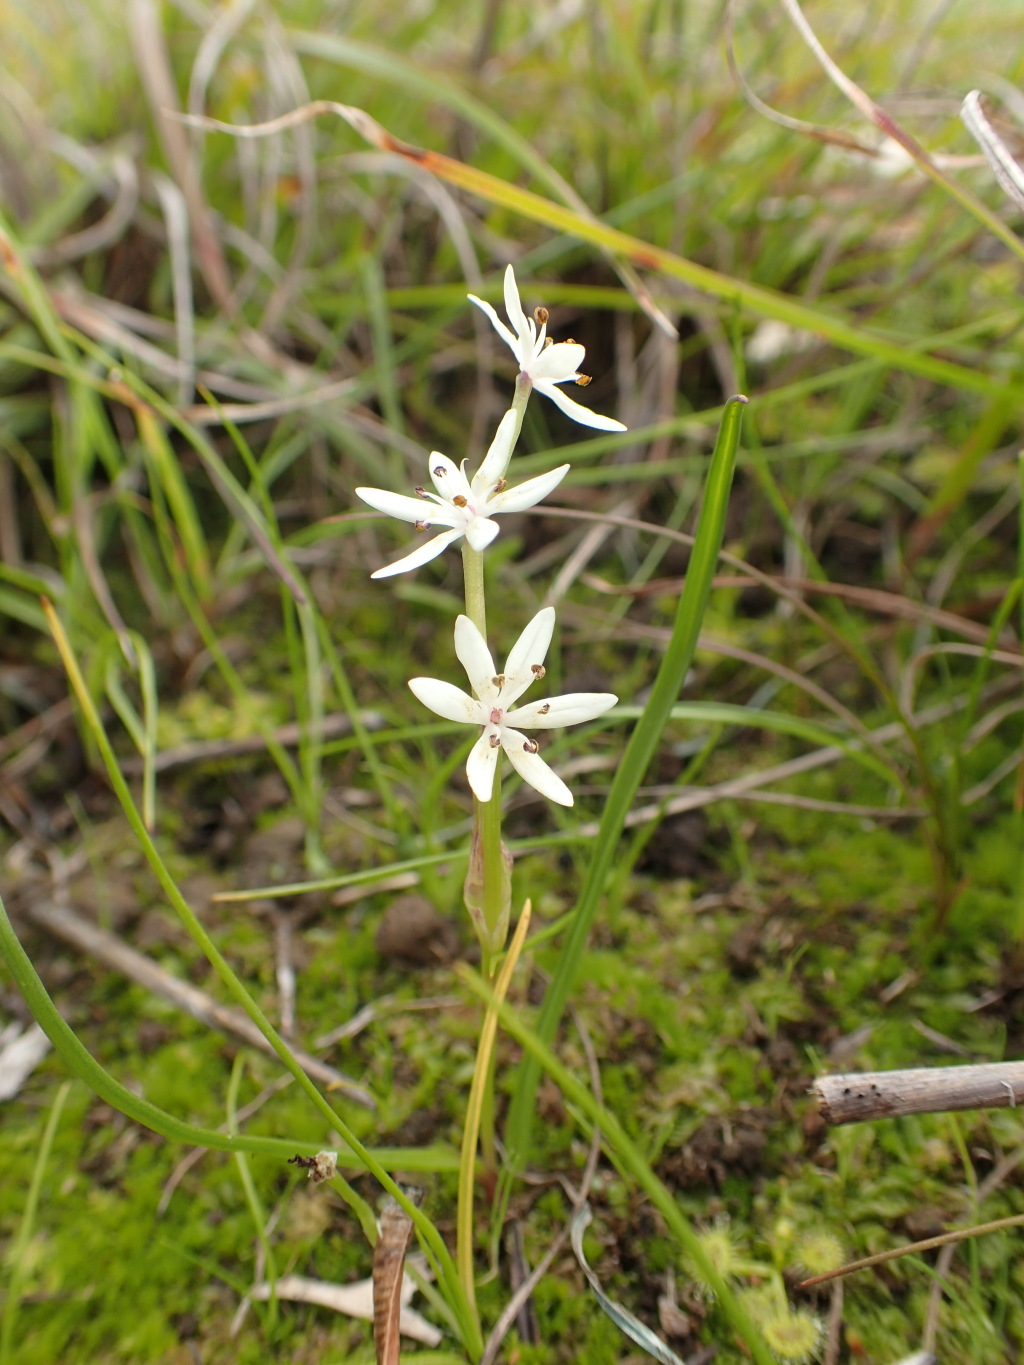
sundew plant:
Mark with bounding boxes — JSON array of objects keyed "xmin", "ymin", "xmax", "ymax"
[{"xmin": 4, "ymin": 2, "xmax": 1024, "ymax": 1363}]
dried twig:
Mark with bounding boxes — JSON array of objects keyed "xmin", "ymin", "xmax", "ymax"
[{"xmin": 815, "ymin": 1062, "xmax": 1024, "ymax": 1125}]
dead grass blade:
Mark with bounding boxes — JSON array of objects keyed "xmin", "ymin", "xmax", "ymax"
[
  {"xmin": 374, "ymin": 1191, "xmax": 422, "ymax": 1365},
  {"xmin": 128, "ymin": 0, "xmax": 233, "ymax": 311}
]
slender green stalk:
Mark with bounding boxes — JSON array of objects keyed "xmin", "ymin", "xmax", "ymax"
[
  {"xmin": 0, "ymin": 1080, "xmax": 71, "ymax": 1365},
  {"xmin": 102, "ymin": 630, "xmax": 159, "ymax": 831},
  {"xmin": 509, "ymin": 372, "xmax": 532, "ymax": 445},
  {"xmin": 462, "ymin": 542, "xmax": 487, "ymax": 635},
  {"xmin": 227, "ymin": 1055, "xmax": 279, "ymax": 1328},
  {"xmin": 503, "ymin": 396, "xmax": 748, "ymax": 1176},
  {"xmin": 456, "ymin": 904, "xmax": 532, "ymax": 1341},
  {"xmin": 477, "ymin": 792, "xmax": 505, "ymax": 973},
  {"xmin": 297, "ymin": 599, "xmax": 328, "ymax": 874}
]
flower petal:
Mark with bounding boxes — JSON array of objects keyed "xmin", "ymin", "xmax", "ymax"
[
  {"xmin": 510, "ymin": 692, "xmax": 618, "ymax": 729},
  {"xmin": 408, "ymin": 677, "xmax": 482, "ymax": 724},
  {"xmin": 501, "ymin": 607, "xmax": 556, "ymax": 705},
  {"xmin": 370, "ymin": 528, "xmax": 462, "ymax": 578},
  {"xmin": 464, "ymin": 516, "xmax": 501, "ymax": 552},
  {"xmin": 427, "ymin": 453, "xmax": 472, "ymax": 502},
  {"xmin": 534, "ymin": 380, "xmax": 627, "ymax": 432},
  {"xmin": 467, "ymin": 293, "xmax": 521, "ymax": 360},
  {"xmin": 465, "ymin": 733, "xmax": 499, "ymax": 802},
  {"xmin": 502, "ymin": 728, "xmax": 573, "ymax": 806},
  {"xmin": 529, "ymin": 341, "xmax": 586, "ymax": 383},
  {"xmin": 453, "ymin": 615, "xmax": 497, "ymax": 695},
  {"xmin": 471, "ymin": 409, "xmax": 518, "ymax": 494},
  {"xmin": 356, "ymin": 487, "xmax": 445, "ymax": 524},
  {"xmin": 489, "ymin": 464, "xmax": 570, "ymax": 516},
  {"xmin": 502, "ymin": 264, "xmax": 530, "ymax": 346}
]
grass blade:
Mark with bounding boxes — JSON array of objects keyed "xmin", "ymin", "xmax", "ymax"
[{"xmin": 0, "ymin": 1080, "xmax": 71, "ymax": 1365}]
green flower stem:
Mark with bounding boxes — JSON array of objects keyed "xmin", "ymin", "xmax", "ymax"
[
  {"xmin": 509, "ymin": 372, "xmax": 532, "ymax": 446},
  {"xmin": 456, "ymin": 374, "xmax": 534, "ymax": 1336},
  {"xmin": 456, "ymin": 906, "xmax": 532, "ymax": 1345},
  {"xmin": 35, "ymin": 600, "xmax": 481, "ymax": 1360},
  {"xmin": 476, "ymin": 791, "xmax": 505, "ymax": 977},
  {"xmin": 478, "ymin": 1050, "xmax": 497, "ymax": 1173},
  {"xmin": 462, "ymin": 541, "xmax": 486, "ymax": 636}
]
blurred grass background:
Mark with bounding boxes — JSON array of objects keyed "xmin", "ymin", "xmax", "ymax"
[{"xmin": 2, "ymin": 0, "xmax": 1024, "ymax": 1361}]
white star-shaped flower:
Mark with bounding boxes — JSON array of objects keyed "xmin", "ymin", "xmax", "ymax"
[
  {"xmin": 468, "ymin": 265, "xmax": 626, "ymax": 433},
  {"xmin": 408, "ymin": 608, "xmax": 617, "ymax": 807},
  {"xmin": 356, "ymin": 409, "xmax": 569, "ymax": 579}
]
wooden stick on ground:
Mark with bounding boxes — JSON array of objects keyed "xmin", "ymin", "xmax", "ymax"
[
  {"xmin": 814, "ymin": 1062, "xmax": 1024, "ymax": 1125},
  {"xmin": 24, "ymin": 899, "xmax": 375, "ymax": 1110}
]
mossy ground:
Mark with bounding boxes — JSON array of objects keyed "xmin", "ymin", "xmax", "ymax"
[
  {"xmin": 4, "ymin": 753, "xmax": 1024, "ymax": 1361},
  {"xmin": 3, "ymin": 0, "xmax": 1024, "ymax": 1360}
]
